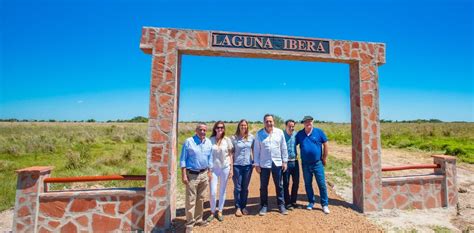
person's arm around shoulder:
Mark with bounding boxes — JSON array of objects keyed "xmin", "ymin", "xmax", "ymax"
[
  {"xmin": 180, "ymin": 139, "xmax": 189, "ymax": 185},
  {"xmin": 253, "ymin": 132, "xmax": 261, "ymax": 174}
]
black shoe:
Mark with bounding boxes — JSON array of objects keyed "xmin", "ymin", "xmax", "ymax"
[{"xmin": 286, "ymin": 205, "xmax": 294, "ymax": 211}]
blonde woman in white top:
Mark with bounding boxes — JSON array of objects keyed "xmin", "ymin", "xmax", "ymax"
[{"xmin": 207, "ymin": 121, "xmax": 233, "ymax": 222}]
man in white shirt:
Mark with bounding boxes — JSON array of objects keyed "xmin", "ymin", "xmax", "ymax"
[{"xmin": 254, "ymin": 114, "xmax": 289, "ymax": 215}]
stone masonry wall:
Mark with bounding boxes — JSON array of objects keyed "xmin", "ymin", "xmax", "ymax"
[
  {"xmin": 382, "ymin": 175, "xmax": 444, "ymax": 209},
  {"xmin": 13, "ymin": 166, "xmax": 52, "ymax": 233},
  {"xmin": 36, "ymin": 189, "xmax": 145, "ymax": 232},
  {"xmin": 381, "ymin": 155, "xmax": 458, "ymax": 209}
]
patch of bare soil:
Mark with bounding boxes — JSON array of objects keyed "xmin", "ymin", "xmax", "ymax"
[
  {"xmin": 0, "ymin": 208, "xmax": 13, "ymax": 233},
  {"xmin": 329, "ymin": 142, "xmax": 474, "ymax": 232},
  {"xmin": 173, "ymin": 164, "xmax": 382, "ymax": 232}
]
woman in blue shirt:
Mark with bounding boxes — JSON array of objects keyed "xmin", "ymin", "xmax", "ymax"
[{"xmin": 231, "ymin": 119, "xmax": 255, "ymax": 217}]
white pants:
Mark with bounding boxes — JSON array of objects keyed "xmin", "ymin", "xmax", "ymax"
[{"xmin": 210, "ymin": 166, "xmax": 230, "ymax": 213}]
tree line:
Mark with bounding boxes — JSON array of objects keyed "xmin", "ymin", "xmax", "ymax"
[{"xmin": 0, "ymin": 117, "xmax": 469, "ymax": 124}]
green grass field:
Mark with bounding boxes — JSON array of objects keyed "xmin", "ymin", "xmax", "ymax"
[{"xmin": 1, "ymin": 122, "xmax": 473, "ymax": 211}]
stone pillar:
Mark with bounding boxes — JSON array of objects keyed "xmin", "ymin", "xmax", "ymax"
[
  {"xmin": 13, "ymin": 166, "xmax": 53, "ymax": 233},
  {"xmin": 346, "ymin": 41, "xmax": 385, "ymax": 212},
  {"xmin": 433, "ymin": 155, "xmax": 458, "ymax": 207},
  {"xmin": 141, "ymin": 28, "xmax": 209, "ymax": 232},
  {"xmin": 144, "ymin": 31, "xmax": 180, "ymax": 232}
]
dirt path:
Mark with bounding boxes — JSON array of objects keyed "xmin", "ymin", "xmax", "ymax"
[
  {"xmin": 172, "ymin": 163, "xmax": 381, "ymax": 232},
  {"xmin": 329, "ymin": 142, "xmax": 474, "ymax": 232}
]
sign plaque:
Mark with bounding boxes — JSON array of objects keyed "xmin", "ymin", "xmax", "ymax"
[{"xmin": 211, "ymin": 32, "xmax": 330, "ymax": 54}]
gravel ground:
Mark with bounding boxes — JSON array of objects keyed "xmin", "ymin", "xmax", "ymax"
[
  {"xmin": 330, "ymin": 142, "xmax": 474, "ymax": 232},
  {"xmin": 172, "ymin": 164, "xmax": 382, "ymax": 232}
]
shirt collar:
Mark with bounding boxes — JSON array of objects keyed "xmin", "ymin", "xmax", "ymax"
[
  {"xmin": 305, "ymin": 128, "xmax": 313, "ymax": 136},
  {"xmin": 193, "ymin": 134, "xmax": 206, "ymax": 144},
  {"xmin": 284, "ymin": 130, "xmax": 295, "ymax": 138}
]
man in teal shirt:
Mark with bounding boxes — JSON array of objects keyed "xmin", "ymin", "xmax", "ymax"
[{"xmin": 283, "ymin": 119, "xmax": 300, "ymax": 210}]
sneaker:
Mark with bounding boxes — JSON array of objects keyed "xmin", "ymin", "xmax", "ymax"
[
  {"xmin": 235, "ymin": 208, "xmax": 243, "ymax": 217},
  {"xmin": 280, "ymin": 206, "xmax": 288, "ymax": 215},
  {"xmin": 206, "ymin": 214, "xmax": 215, "ymax": 223},
  {"xmin": 259, "ymin": 206, "xmax": 267, "ymax": 216},
  {"xmin": 196, "ymin": 220, "xmax": 209, "ymax": 227},
  {"xmin": 323, "ymin": 206, "xmax": 330, "ymax": 214},
  {"xmin": 241, "ymin": 208, "xmax": 249, "ymax": 215},
  {"xmin": 286, "ymin": 204, "xmax": 294, "ymax": 211},
  {"xmin": 306, "ymin": 203, "xmax": 314, "ymax": 210},
  {"xmin": 217, "ymin": 211, "xmax": 224, "ymax": 221}
]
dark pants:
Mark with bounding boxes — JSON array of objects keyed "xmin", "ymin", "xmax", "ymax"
[
  {"xmin": 283, "ymin": 160, "xmax": 300, "ymax": 206},
  {"xmin": 232, "ymin": 165, "xmax": 253, "ymax": 209},
  {"xmin": 260, "ymin": 162, "xmax": 284, "ymax": 207}
]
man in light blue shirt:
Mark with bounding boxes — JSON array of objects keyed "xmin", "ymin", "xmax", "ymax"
[
  {"xmin": 180, "ymin": 123, "xmax": 213, "ymax": 232},
  {"xmin": 254, "ymin": 114, "xmax": 289, "ymax": 216}
]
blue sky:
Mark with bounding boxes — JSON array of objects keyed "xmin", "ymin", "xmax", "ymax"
[{"xmin": 0, "ymin": 0, "xmax": 473, "ymax": 122}]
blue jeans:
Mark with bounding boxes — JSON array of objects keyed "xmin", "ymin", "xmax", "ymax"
[
  {"xmin": 283, "ymin": 160, "xmax": 300, "ymax": 206},
  {"xmin": 232, "ymin": 165, "xmax": 253, "ymax": 209},
  {"xmin": 260, "ymin": 162, "xmax": 284, "ymax": 207},
  {"xmin": 302, "ymin": 160, "xmax": 328, "ymax": 207}
]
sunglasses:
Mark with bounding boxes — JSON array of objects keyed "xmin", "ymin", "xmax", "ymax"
[{"xmin": 216, "ymin": 126, "xmax": 225, "ymax": 129}]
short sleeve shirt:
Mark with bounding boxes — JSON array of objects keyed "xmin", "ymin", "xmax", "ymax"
[
  {"xmin": 231, "ymin": 134, "xmax": 254, "ymax": 166},
  {"xmin": 295, "ymin": 127, "xmax": 328, "ymax": 163},
  {"xmin": 210, "ymin": 136, "xmax": 233, "ymax": 169}
]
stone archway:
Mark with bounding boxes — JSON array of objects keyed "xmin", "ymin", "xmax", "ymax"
[{"xmin": 139, "ymin": 27, "xmax": 385, "ymax": 231}]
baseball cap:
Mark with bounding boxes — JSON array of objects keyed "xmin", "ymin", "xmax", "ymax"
[{"xmin": 301, "ymin": 115, "xmax": 314, "ymax": 123}]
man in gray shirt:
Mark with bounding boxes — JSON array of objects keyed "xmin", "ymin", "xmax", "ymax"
[{"xmin": 254, "ymin": 114, "xmax": 289, "ymax": 215}]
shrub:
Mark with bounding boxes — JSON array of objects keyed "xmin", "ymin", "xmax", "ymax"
[
  {"xmin": 65, "ymin": 150, "xmax": 81, "ymax": 169},
  {"xmin": 445, "ymin": 146, "xmax": 466, "ymax": 156},
  {"xmin": 111, "ymin": 134, "xmax": 124, "ymax": 143},
  {"xmin": 121, "ymin": 147, "xmax": 133, "ymax": 161},
  {"xmin": 133, "ymin": 135, "xmax": 146, "ymax": 143},
  {"xmin": 100, "ymin": 157, "xmax": 122, "ymax": 166},
  {"xmin": 397, "ymin": 138, "xmax": 414, "ymax": 148},
  {"xmin": 3, "ymin": 145, "xmax": 21, "ymax": 156}
]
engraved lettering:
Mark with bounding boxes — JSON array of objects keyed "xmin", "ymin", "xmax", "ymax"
[
  {"xmin": 243, "ymin": 36, "xmax": 253, "ymax": 48},
  {"xmin": 264, "ymin": 38, "xmax": 273, "ymax": 49},
  {"xmin": 307, "ymin": 41, "xmax": 316, "ymax": 51},
  {"xmin": 212, "ymin": 34, "xmax": 221, "ymax": 46},
  {"xmin": 211, "ymin": 33, "xmax": 329, "ymax": 54},
  {"xmin": 283, "ymin": 39, "xmax": 289, "ymax": 49},
  {"xmin": 255, "ymin": 37, "xmax": 264, "ymax": 48},
  {"xmin": 316, "ymin": 42, "xmax": 326, "ymax": 52},
  {"xmin": 289, "ymin": 39, "xmax": 297, "ymax": 49},
  {"xmin": 298, "ymin": 40, "xmax": 306, "ymax": 51},
  {"xmin": 232, "ymin": 36, "xmax": 243, "ymax": 46},
  {"xmin": 221, "ymin": 35, "xmax": 231, "ymax": 46}
]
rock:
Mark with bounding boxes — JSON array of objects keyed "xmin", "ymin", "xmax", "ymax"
[{"xmin": 458, "ymin": 187, "xmax": 467, "ymax": 193}]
